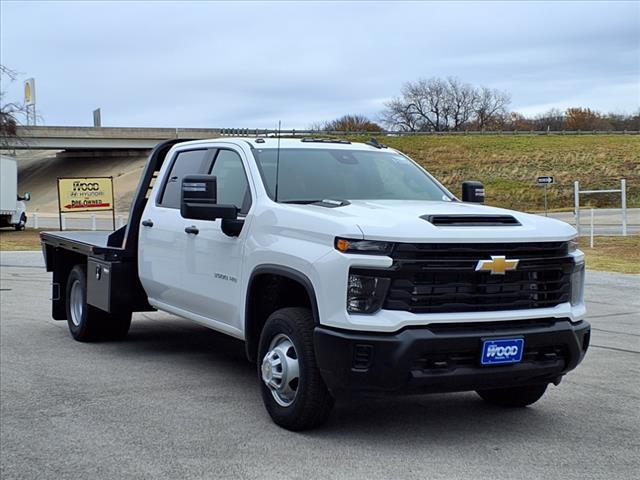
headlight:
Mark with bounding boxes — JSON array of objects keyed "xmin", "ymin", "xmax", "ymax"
[
  {"xmin": 335, "ymin": 237, "xmax": 393, "ymax": 255},
  {"xmin": 347, "ymin": 273, "xmax": 391, "ymax": 313},
  {"xmin": 568, "ymin": 239, "xmax": 578, "ymax": 254},
  {"xmin": 571, "ymin": 262, "xmax": 585, "ymax": 306}
]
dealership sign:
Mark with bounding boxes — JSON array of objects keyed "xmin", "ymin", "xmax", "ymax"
[{"xmin": 57, "ymin": 177, "xmax": 114, "ymax": 213}]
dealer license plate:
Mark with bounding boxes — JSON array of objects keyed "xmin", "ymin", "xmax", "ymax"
[{"xmin": 481, "ymin": 338, "xmax": 524, "ymax": 365}]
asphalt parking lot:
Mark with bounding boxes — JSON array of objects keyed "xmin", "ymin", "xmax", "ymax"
[{"xmin": 1, "ymin": 251, "xmax": 638, "ymax": 480}]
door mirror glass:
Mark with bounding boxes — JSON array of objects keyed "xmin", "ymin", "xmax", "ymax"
[
  {"xmin": 181, "ymin": 174, "xmax": 237, "ymax": 220},
  {"xmin": 22, "ymin": 192, "xmax": 30, "ymax": 201},
  {"xmin": 462, "ymin": 181, "xmax": 485, "ymax": 203}
]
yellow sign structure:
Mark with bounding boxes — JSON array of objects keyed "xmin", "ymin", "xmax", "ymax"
[
  {"xmin": 57, "ymin": 177, "xmax": 114, "ymax": 213},
  {"xmin": 24, "ymin": 78, "xmax": 35, "ymax": 106}
]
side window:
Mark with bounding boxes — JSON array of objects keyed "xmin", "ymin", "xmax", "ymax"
[
  {"xmin": 210, "ymin": 150, "xmax": 252, "ymax": 214},
  {"xmin": 159, "ymin": 149, "xmax": 211, "ymax": 208}
]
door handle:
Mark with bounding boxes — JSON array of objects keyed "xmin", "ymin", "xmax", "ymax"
[
  {"xmin": 141, "ymin": 219, "xmax": 154, "ymax": 227},
  {"xmin": 184, "ymin": 226, "xmax": 199, "ymax": 235}
]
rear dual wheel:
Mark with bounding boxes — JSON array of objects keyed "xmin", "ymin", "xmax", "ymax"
[{"xmin": 66, "ymin": 265, "xmax": 131, "ymax": 342}]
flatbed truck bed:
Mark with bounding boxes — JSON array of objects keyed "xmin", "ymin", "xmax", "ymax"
[
  {"xmin": 40, "ymin": 139, "xmax": 186, "ymax": 319},
  {"xmin": 40, "ymin": 231, "xmax": 120, "ymax": 257}
]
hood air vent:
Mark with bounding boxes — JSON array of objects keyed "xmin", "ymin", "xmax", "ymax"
[{"xmin": 422, "ymin": 215, "xmax": 521, "ymax": 226}]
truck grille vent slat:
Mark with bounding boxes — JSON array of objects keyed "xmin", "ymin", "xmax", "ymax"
[
  {"xmin": 392, "ymin": 241, "xmax": 569, "ymax": 260},
  {"xmin": 376, "ymin": 242, "xmax": 574, "ymax": 314},
  {"xmin": 411, "ymin": 345, "xmax": 568, "ymax": 372}
]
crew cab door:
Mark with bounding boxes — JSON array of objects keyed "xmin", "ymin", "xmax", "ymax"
[
  {"xmin": 181, "ymin": 148, "xmax": 253, "ymax": 331},
  {"xmin": 138, "ymin": 148, "xmax": 215, "ymax": 309}
]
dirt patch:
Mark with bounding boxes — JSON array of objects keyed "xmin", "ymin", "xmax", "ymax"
[{"xmin": 0, "ymin": 229, "xmax": 47, "ymax": 251}]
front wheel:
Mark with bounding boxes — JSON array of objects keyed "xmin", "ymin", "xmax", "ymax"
[
  {"xmin": 14, "ymin": 213, "xmax": 26, "ymax": 231},
  {"xmin": 476, "ymin": 384, "xmax": 548, "ymax": 407},
  {"xmin": 258, "ymin": 307, "xmax": 334, "ymax": 431}
]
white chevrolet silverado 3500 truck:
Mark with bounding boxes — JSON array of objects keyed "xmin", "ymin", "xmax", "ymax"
[{"xmin": 41, "ymin": 138, "xmax": 590, "ymax": 430}]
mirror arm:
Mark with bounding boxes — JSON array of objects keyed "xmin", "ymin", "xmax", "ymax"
[{"xmin": 221, "ymin": 218, "xmax": 244, "ymax": 237}]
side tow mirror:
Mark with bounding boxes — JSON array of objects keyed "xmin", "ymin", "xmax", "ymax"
[
  {"xmin": 462, "ymin": 181, "xmax": 485, "ymax": 203},
  {"xmin": 22, "ymin": 192, "xmax": 31, "ymax": 201},
  {"xmin": 181, "ymin": 175, "xmax": 237, "ymax": 221}
]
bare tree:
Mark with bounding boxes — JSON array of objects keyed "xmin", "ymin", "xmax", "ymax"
[
  {"xmin": 307, "ymin": 121, "xmax": 326, "ymax": 132},
  {"xmin": 534, "ymin": 108, "xmax": 565, "ymax": 131},
  {"xmin": 446, "ymin": 77, "xmax": 477, "ymax": 130},
  {"xmin": 381, "ymin": 77, "xmax": 511, "ymax": 132},
  {"xmin": 382, "ymin": 78, "xmax": 452, "ymax": 132},
  {"xmin": 1, "ymin": 65, "xmax": 29, "ymax": 149},
  {"xmin": 381, "ymin": 97, "xmax": 420, "ymax": 132},
  {"xmin": 404, "ymin": 78, "xmax": 451, "ymax": 131},
  {"xmin": 474, "ymin": 87, "xmax": 511, "ymax": 130}
]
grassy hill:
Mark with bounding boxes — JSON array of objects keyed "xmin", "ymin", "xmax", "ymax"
[
  {"xmin": 346, "ymin": 134, "xmax": 640, "ymax": 211},
  {"xmin": 15, "ymin": 134, "xmax": 639, "ymax": 214}
]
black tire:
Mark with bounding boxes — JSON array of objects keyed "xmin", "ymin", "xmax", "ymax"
[
  {"xmin": 257, "ymin": 307, "xmax": 334, "ymax": 431},
  {"xmin": 14, "ymin": 213, "xmax": 26, "ymax": 231},
  {"xmin": 102, "ymin": 313, "xmax": 132, "ymax": 341},
  {"xmin": 65, "ymin": 265, "xmax": 131, "ymax": 342},
  {"xmin": 476, "ymin": 384, "xmax": 548, "ymax": 407}
]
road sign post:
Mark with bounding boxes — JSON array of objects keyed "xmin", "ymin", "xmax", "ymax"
[
  {"xmin": 537, "ymin": 176, "xmax": 554, "ymax": 216},
  {"xmin": 621, "ymin": 178, "xmax": 627, "ymax": 236}
]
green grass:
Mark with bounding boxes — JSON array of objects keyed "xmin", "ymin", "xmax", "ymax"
[
  {"xmin": 578, "ymin": 235, "xmax": 640, "ymax": 274},
  {"xmin": 341, "ymin": 134, "xmax": 640, "ymax": 211}
]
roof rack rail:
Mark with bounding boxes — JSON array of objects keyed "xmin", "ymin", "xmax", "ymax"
[
  {"xmin": 300, "ymin": 138, "xmax": 351, "ymax": 144},
  {"xmin": 365, "ymin": 137, "xmax": 387, "ymax": 149}
]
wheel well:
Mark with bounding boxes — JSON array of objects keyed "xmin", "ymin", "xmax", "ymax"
[{"xmin": 245, "ymin": 272, "xmax": 317, "ymax": 362}]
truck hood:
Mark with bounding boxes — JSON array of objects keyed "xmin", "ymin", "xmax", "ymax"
[{"xmin": 307, "ymin": 199, "xmax": 576, "ymax": 243}]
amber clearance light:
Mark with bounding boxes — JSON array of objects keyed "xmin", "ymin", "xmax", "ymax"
[{"xmin": 334, "ymin": 238, "xmax": 393, "ymax": 255}]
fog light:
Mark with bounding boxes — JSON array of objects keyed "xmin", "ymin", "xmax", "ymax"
[
  {"xmin": 571, "ymin": 262, "xmax": 585, "ymax": 306},
  {"xmin": 352, "ymin": 344, "xmax": 374, "ymax": 370},
  {"xmin": 347, "ymin": 273, "xmax": 390, "ymax": 314}
]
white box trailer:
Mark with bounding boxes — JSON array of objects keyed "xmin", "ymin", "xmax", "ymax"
[{"xmin": 0, "ymin": 155, "xmax": 30, "ymax": 230}]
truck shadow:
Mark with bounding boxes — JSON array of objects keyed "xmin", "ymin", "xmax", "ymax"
[
  {"xmin": 123, "ymin": 314, "xmax": 252, "ymax": 373},
  {"xmin": 121, "ymin": 314, "xmax": 568, "ymax": 441}
]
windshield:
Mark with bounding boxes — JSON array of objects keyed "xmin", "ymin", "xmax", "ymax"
[{"xmin": 252, "ymin": 148, "xmax": 452, "ymax": 203}]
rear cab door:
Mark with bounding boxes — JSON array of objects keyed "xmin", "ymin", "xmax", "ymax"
[{"xmin": 138, "ymin": 146, "xmax": 215, "ymax": 309}]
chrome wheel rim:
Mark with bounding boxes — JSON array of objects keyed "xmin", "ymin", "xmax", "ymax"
[
  {"xmin": 69, "ymin": 279, "xmax": 84, "ymax": 327},
  {"xmin": 261, "ymin": 333, "xmax": 300, "ymax": 407}
]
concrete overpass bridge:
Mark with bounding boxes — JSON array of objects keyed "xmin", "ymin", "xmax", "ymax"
[{"xmin": 3, "ymin": 126, "xmax": 229, "ymax": 151}]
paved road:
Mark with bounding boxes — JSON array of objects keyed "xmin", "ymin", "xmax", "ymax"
[
  {"xmin": 28, "ymin": 208, "xmax": 640, "ymax": 236},
  {"xmin": 548, "ymin": 208, "xmax": 640, "ymax": 236},
  {"xmin": 1, "ymin": 252, "xmax": 638, "ymax": 480}
]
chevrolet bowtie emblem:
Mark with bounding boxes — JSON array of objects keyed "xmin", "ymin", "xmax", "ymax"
[{"xmin": 475, "ymin": 255, "xmax": 519, "ymax": 275}]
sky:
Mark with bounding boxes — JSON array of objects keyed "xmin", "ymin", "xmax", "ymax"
[{"xmin": 1, "ymin": 0, "xmax": 639, "ymax": 128}]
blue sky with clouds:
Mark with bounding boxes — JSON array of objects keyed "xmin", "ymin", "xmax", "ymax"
[{"xmin": 1, "ymin": 0, "xmax": 638, "ymax": 128}]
